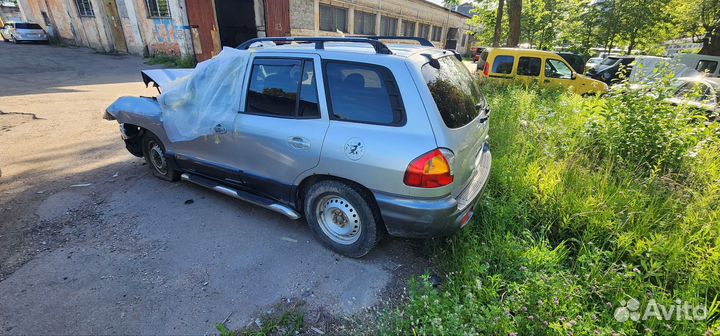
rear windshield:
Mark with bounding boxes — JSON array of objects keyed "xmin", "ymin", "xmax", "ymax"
[
  {"xmin": 15, "ymin": 23, "xmax": 43, "ymax": 29},
  {"xmin": 477, "ymin": 50, "xmax": 489, "ymax": 69},
  {"xmin": 422, "ymin": 55, "xmax": 485, "ymax": 129}
]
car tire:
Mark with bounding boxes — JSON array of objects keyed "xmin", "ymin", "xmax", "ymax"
[
  {"xmin": 304, "ymin": 180, "xmax": 384, "ymax": 258},
  {"xmin": 141, "ymin": 132, "xmax": 180, "ymax": 182}
]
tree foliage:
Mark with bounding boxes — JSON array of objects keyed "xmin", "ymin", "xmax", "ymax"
[{"xmin": 467, "ymin": 0, "xmax": 716, "ymax": 56}]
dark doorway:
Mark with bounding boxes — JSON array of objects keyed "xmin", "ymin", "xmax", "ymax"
[{"xmin": 214, "ymin": 0, "xmax": 257, "ymax": 47}]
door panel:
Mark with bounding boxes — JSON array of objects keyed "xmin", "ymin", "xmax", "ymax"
[
  {"xmin": 265, "ymin": 0, "xmax": 290, "ymax": 37},
  {"xmin": 172, "ymin": 54, "xmax": 329, "ymax": 203},
  {"xmin": 187, "ymin": 0, "xmax": 220, "ymax": 61},
  {"xmin": 103, "ymin": 0, "xmax": 128, "ymax": 53}
]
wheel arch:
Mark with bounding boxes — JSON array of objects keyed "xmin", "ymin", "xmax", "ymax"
[{"xmin": 294, "ymin": 174, "xmax": 387, "ymax": 231}]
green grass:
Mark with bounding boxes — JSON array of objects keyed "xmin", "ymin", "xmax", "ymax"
[
  {"xmin": 216, "ymin": 302, "xmax": 304, "ymax": 336},
  {"xmin": 145, "ymin": 54, "xmax": 196, "ymax": 68},
  {"xmin": 382, "ymin": 83, "xmax": 720, "ymax": 335}
]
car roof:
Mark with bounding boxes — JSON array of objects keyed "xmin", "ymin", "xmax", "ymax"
[
  {"xmin": 244, "ymin": 41, "xmax": 443, "ymax": 58},
  {"xmin": 487, "ymin": 48, "xmax": 565, "ymax": 58}
]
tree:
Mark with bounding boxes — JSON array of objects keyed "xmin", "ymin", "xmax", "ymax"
[
  {"xmin": 506, "ymin": 0, "xmax": 522, "ymax": 47},
  {"xmin": 493, "ymin": 0, "xmax": 505, "ymax": 47},
  {"xmin": 614, "ymin": 0, "xmax": 673, "ymax": 54},
  {"xmin": 672, "ymin": 0, "xmax": 720, "ymax": 56}
]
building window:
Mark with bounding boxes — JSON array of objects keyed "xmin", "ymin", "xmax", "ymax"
[
  {"xmin": 320, "ymin": 4, "xmax": 347, "ymax": 32},
  {"xmin": 75, "ymin": 0, "xmax": 94, "ymax": 16},
  {"xmin": 380, "ymin": 16, "xmax": 397, "ymax": 36},
  {"xmin": 402, "ymin": 20, "xmax": 415, "ymax": 37},
  {"xmin": 145, "ymin": 0, "xmax": 170, "ymax": 18},
  {"xmin": 431, "ymin": 26, "xmax": 442, "ymax": 41},
  {"xmin": 354, "ymin": 11, "xmax": 376, "ymax": 35},
  {"xmin": 419, "ymin": 24, "xmax": 430, "ymax": 39}
]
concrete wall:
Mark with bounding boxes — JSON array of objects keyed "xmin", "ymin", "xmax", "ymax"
[
  {"xmin": 289, "ymin": 0, "xmax": 474, "ymax": 53},
  {"xmin": 17, "ymin": 0, "xmax": 192, "ymax": 56}
]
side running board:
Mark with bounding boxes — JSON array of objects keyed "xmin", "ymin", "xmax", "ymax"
[{"xmin": 180, "ymin": 173, "xmax": 301, "ymax": 220}]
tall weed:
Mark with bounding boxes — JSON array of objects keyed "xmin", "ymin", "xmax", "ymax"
[{"xmin": 383, "ymin": 82, "xmax": 720, "ymax": 335}]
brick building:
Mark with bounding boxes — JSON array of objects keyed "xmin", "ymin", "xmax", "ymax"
[{"xmin": 14, "ymin": 0, "xmax": 473, "ymax": 61}]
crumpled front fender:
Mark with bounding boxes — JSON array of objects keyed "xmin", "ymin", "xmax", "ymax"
[{"xmin": 104, "ymin": 96, "xmax": 171, "ymax": 150}]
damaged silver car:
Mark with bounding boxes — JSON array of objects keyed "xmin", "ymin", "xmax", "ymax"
[{"xmin": 104, "ymin": 37, "xmax": 492, "ymax": 257}]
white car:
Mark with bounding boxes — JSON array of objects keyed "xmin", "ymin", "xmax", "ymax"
[
  {"xmin": 666, "ymin": 77, "xmax": 719, "ymax": 120},
  {"xmin": 1, "ymin": 22, "xmax": 49, "ymax": 43},
  {"xmin": 672, "ymin": 53, "xmax": 720, "ymax": 77},
  {"xmin": 585, "ymin": 57, "xmax": 603, "ymax": 71}
]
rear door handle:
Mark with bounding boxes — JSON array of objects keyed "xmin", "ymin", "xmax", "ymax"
[{"xmin": 288, "ymin": 136, "xmax": 310, "ymax": 150}]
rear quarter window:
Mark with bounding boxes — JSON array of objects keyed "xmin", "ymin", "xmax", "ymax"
[
  {"xmin": 422, "ymin": 55, "xmax": 485, "ymax": 129},
  {"xmin": 324, "ymin": 62, "xmax": 405, "ymax": 126},
  {"xmin": 492, "ymin": 55, "xmax": 514, "ymax": 74}
]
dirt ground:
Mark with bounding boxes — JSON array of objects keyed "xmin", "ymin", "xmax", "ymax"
[{"xmin": 0, "ymin": 43, "xmax": 430, "ymax": 334}]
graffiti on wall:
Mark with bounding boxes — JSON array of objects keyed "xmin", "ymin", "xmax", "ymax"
[{"xmin": 151, "ymin": 18, "xmax": 190, "ymax": 56}]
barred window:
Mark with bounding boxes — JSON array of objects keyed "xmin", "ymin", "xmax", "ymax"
[
  {"xmin": 146, "ymin": 0, "xmax": 170, "ymax": 18},
  {"xmin": 380, "ymin": 16, "xmax": 397, "ymax": 36},
  {"xmin": 319, "ymin": 4, "xmax": 347, "ymax": 32},
  {"xmin": 75, "ymin": 0, "xmax": 94, "ymax": 17},
  {"xmin": 354, "ymin": 11, "xmax": 375, "ymax": 35}
]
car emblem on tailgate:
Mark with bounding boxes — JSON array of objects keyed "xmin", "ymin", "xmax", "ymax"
[{"xmin": 344, "ymin": 138, "xmax": 365, "ymax": 161}]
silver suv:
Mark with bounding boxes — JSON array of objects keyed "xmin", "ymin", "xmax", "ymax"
[{"xmin": 105, "ymin": 37, "xmax": 491, "ymax": 257}]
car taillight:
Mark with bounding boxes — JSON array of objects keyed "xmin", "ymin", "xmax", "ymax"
[
  {"xmin": 403, "ymin": 149, "xmax": 454, "ymax": 188},
  {"xmin": 483, "ymin": 63, "xmax": 490, "ymax": 77}
]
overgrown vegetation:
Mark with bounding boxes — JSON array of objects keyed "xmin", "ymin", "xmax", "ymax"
[
  {"xmin": 383, "ymin": 82, "xmax": 720, "ymax": 335},
  {"xmin": 145, "ymin": 54, "xmax": 197, "ymax": 68}
]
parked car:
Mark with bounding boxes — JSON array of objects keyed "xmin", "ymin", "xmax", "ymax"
[
  {"xmin": 666, "ymin": 76, "xmax": 719, "ymax": 119},
  {"xmin": 557, "ymin": 52, "xmax": 586, "ymax": 74},
  {"xmin": 1, "ymin": 22, "xmax": 48, "ymax": 43},
  {"xmin": 477, "ymin": 48, "xmax": 607, "ymax": 95},
  {"xmin": 585, "ymin": 57, "xmax": 603, "ymax": 71},
  {"xmin": 586, "ymin": 56, "xmax": 635, "ymax": 84},
  {"xmin": 472, "ymin": 46, "xmax": 486, "ymax": 62},
  {"xmin": 104, "ymin": 37, "xmax": 492, "ymax": 257},
  {"xmin": 672, "ymin": 53, "xmax": 720, "ymax": 77}
]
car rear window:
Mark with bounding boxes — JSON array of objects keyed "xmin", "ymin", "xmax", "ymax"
[
  {"xmin": 696, "ymin": 60, "xmax": 718, "ymax": 74},
  {"xmin": 477, "ymin": 50, "xmax": 489, "ymax": 69},
  {"xmin": 324, "ymin": 62, "xmax": 405, "ymax": 125},
  {"xmin": 422, "ymin": 55, "xmax": 485, "ymax": 129},
  {"xmin": 15, "ymin": 23, "xmax": 42, "ymax": 29}
]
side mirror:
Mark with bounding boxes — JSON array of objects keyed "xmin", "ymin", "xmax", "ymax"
[{"xmin": 571, "ymin": 73, "xmax": 577, "ymax": 80}]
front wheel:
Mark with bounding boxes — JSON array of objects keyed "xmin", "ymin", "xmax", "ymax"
[
  {"xmin": 304, "ymin": 181, "xmax": 383, "ymax": 258},
  {"xmin": 141, "ymin": 133, "xmax": 180, "ymax": 181}
]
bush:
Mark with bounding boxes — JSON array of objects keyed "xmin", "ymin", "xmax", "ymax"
[{"xmin": 382, "ymin": 82, "xmax": 720, "ymax": 335}]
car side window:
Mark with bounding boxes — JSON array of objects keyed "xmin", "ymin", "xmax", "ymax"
[
  {"xmin": 246, "ymin": 58, "xmax": 319, "ymax": 118},
  {"xmin": 696, "ymin": 60, "xmax": 718, "ymax": 74},
  {"xmin": 492, "ymin": 55, "xmax": 514, "ymax": 74},
  {"xmin": 324, "ymin": 62, "xmax": 404, "ymax": 126},
  {"xmin": 545, "ymin": 59, "xmax": 573, "ymax": 79},
  {"xmin": 517, "ymin": 57, "xmax": 541, "ymax": 76}
]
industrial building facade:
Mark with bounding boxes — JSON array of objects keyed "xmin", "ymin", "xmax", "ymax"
[{"xmin": 13, "ymin": 0, "xmax": 473, "ymax": 61}]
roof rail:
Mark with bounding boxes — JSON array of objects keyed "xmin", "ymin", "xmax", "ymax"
[
  {"xmin": 358, "ymin": 36, "xmax": 434, "ymax": 47},
  {"xmin": 236, "ymin": 37, "xmax": 393, "ymax": 54}
]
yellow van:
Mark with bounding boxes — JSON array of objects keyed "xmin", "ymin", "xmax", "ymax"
[{"xmin": 477, "ymin": 48, "xmax": 608, "ymax": 95}]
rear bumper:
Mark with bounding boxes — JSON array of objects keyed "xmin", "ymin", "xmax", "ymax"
[{"xmin": 375, "ymin": 143, "xmax": 492, "ymax": 238}]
